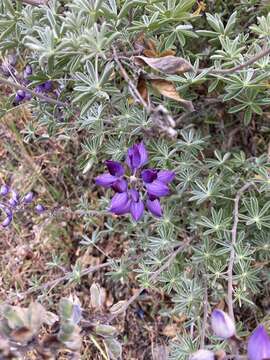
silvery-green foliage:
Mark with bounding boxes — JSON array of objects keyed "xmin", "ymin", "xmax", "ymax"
[{"xmin": 1, "ymin": 0, "xmax": 270, "ymax": 359}]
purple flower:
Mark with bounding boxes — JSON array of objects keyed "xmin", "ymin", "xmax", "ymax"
[
  {"xmin": 35, "ymin": 204, "xmax": 45, "ymax": 213},
  {"xmin": 23, "ymin": 64, "xmax": 32, "ymax": 78},
  {"xmin": 211, "ymin": 309, "xmax": 235, "ymax": 339},
  {"xmin": 95, "ymin": 142, "xmax": 175, "ymax": 221},
  {"xmin": 2, "ymin": 214, "xmax": 12, "ymax": 228},
  {"xmin": 9, "ymin": 190, "xmax": 19, "ymax": 207},
  {"xmin": 23, "ymin": 192, "xmax": 34, "ymax": 204},
  {"xmin": 0, "ymin": 184, "xmax": 10, "ymax": 196},
  {"xmin": 35, "ymin": 80, "xmax": 53, "ymax": 93},
  {"xmin": 14, "ymin": 90, "xmax": 26, "ymax": 104},
  {"xmin": 248, "ymin": 325, "xmax": 270, "ymax": 360},
  {"xmin": 126, "ymin": 142, "xmax": 148, "ymax": 173}
]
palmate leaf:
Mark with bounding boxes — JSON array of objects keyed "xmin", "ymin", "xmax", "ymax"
[
  {"xmin": 189, "ymin": 178, "xmax": 221, "ymax": 204},
  {"xmin": 239, "ymin": 198, "xmax": 270, "ymax": 229}
]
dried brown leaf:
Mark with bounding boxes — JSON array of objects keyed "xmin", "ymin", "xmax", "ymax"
[
  {"xmin": 162, "ymin": 324, "xmax": 178, "ymax": 338},
  {"xmin": 10, "ymin": 326, "xmax": 33, "ymax": 343},
  {"xmin": 150, "ymin": 79, "xmax": 194, "ymax": 112},
  {"xmin": 134, "ymin": 55, "xmax": 193, "ymax": 75},
  {"xmin": 137, "ymin": 75, "xmax": 149, "ymax": 104}
]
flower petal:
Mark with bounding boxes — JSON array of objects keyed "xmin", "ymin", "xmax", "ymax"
[
  {"xmin": 248, "ymin": 325, "xmax": 270, "ymax": 360},
  {"xmin": 95, "ymin": 173, "xmax": 117, "ymax": 188},
  {"xmin": 157, "ymin": 170, "xmax": 175, "ymax": 184},
  {"xmin": 146, "ymin": 180, "xmax": 170, "ymax": 197},
  {"xmin": 130, "ymin": 200, "xmax": 144, "ymax": 221},
  {"xmin": 0, "ymin": 184, "xmax": 9, "ymax": 196},
  {"xmin": 211, "ymin": 309, "xmax": 235, "ymax": 339},
  {"xmin": 2, "ymin": 215, "xmax": 12, "ymax": 227},
  {"xmin": 112, "ymin": 179, "xmax": 127, "ymax": 193},
  {"xmin": 137, "ymin": 142, "xmax": 148, "ymax": 167},
  {"xmin": 129, "ymin": 189, "xmax": 139, "ymax": 202},
  {"xmin": 110, "ymin": 192, "xmax": 129, "ymax": 213},
  {"xmin": 105, "ymin": 160, "xmax": 124, "ymax": 177},
  {"xmin": 141, "ymin": 169, "xmax": 157, "ymax": 183},
  {"xmin": 146, "ymin": 198, "xmax": 163, "ymax": 217}
]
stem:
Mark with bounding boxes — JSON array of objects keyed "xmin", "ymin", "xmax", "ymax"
[
  {"xmin": 0, "ymin": 76, "xmax": 67, "ymax": 107},
  {"xmin": 22, "ymin": 0, "xmax": 48, "ymax": 5},
  {"xmin": 199, "ymin": 47, "xmax": 270, "ymax": 75},
  {"xmin": 227, "ymin": 182, "xmax": 253, "ymax": 320},
  {"xmin": 109, "ymin": 238, "xmax": 191, "ymax": 321},
  {"xmin": 200, "ymin": 281, "xmax": 208, "ymax": 348}
]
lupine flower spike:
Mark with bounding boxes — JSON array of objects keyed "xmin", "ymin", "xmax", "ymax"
[
  {"xmin": 211, "ymin": 309, "xmax": 236, "ymax": 339},
  {"xmin": 95, "ymin": 142, "xmax": 175, "ymax": 221},
  {"xmin": 248, "ymin": 325, "xmax": 270, "ymax": 360}
]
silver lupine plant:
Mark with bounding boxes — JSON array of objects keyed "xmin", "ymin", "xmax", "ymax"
[{"xmin": 1, "ymin": 0, "xmax": 270, "ymax": 359}]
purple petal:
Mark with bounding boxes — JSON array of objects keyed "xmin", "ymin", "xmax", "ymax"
[
  {"xmin": 0, "ymin": 184, "xmax": 10, "ymax": 196},
  {"xmin": 211, "ymin": 309, "xmax": 235, "ymax": 339},
  {"xmin": 141, "ymin": 169, "xmax": 157, "ymax": 183},
  {"xmin": 130, "ymin": 200, "xmax": 144, "ymax": 221},
  {"xmin": 112, "ymin": 179, "xmax": 127, "ymax": 193},
  {"xmin": 146, "ymin": 181, "xmax": 170, "ymax": 197},
  {"xmin": 35, "ymin": 204, "xmax": 45, "ymax": 213},
  {"xmin": 157, "ymin": 170, "xmax": 175, "ymax": 184},
  {"xmin": 105, "ymin": 160, "xmax": 124, "ymax": 177},
  {"xmin": 110, "ymin": 192, "xmax": 129, "ymax": 213},
  {"xmin": 95, "ymin": 173, "xmax": 117, "ymax": 188},
  {"xmin": 129, "ymin": 189, "xmax": 139, "ymax": 202},
  {"xmin": 23, "ymin": 191, "xmax": 34, "ymax": 204},
  {"xmin": 44, "ymin": 80, "xmax": 53, "ymax": 91},
  {"xmin": 23, "ymin": 64, "xmax": 32, "ymax": 78},
  {"xmin": 2, "ymin": 215, "xmax": 12, "ymax": 227},
  {"xmin": 126, "ymin": 142, "xmax": 148, "ymax": 171},
  {"xmin": 137, "ymin": 142, "xmax": 148, "ymax": 167},
  {"xmin": 146, "ymin": 199, "xmax": 163, "ymax": 217},
  {"xmin": 113, "ymin": 200, "xmax": 130, "ymax": 215},
  {"xmin": 248, "ymin": 325, "xmax": 270, "ymax": 360}
]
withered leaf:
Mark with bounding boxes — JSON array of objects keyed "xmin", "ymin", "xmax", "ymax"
[
  {"xmin": 137, "ymin": 74, "xmax": 149, "ymax": 104},
  {"xmin": 150, "ymin": 79, "xmax": 194, "ymax": 112},
  {"xmin": 134, "ymin": 55, "xmax": 193, "ymax": 75},
  {"xmin": 10, "ymin": 326, "xmax": 33, "ymax": 343}
]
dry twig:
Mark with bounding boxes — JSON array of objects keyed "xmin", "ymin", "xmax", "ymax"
[{"xmin": 227, "ymin": 182, "xmax": 253, "ymax": 320}]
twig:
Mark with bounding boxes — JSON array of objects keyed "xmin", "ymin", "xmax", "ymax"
[
  {"xmin": 0, "ymin": 76, "xmax": 67, "ymax": 107},
  {"xmin": 112, "ymin": 47, "xmax": 151, "ymax": 112},
  {"xmin": 7, "ymin": 262, "xmax": 111, "ymax": 301},
  {"xmin": 200, "ymin": 281, "xmax": 208, "ymax": 348},
  {"xmin": 227, "ymin": 182, "xmax": 253, "ymax": 320},
  {"xmin": 199, "ymin": 47, "xmax": 270, "ymax": 75},
  {"xmin": 110, "ymin": 238, "xmax": 191, "ymax": 321},
  {"xmin": 22, "ymin": 0, "xmax": 48, "ymax": 5}
]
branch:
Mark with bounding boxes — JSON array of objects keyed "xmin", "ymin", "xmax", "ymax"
[
  {"xmin": 0, "ymin": 77, "xmax": 68, "ymax": 107},
  {"xmin": 110, "ymin": 238, "xmax": 191, "ymax": 321},
  {"xmin": 112, "ymin": 47, "xmax": 151, "ymax": 112},
  {"xmin": 200, "ymin": 282, "xmax": 208, "ymax": 348},
  {"xmin": 227, "ymin": 182, "xmax": 253, "ymax": 320},
  {"xmin": 22, "ymin": 0, "xmax": 48, "ymax": 6},
  {"xmin": 199, "ymin": 47, "xmax": 270, "ymax": 75}
]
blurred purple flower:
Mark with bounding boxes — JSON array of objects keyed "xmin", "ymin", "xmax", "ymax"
[
  {"xmin": 0, "ymin": 184, "xmax": 10, "ymax": 196},
  {"xmin": 211, "ymin": 309, "xmax": 235, "ymax": 339},
  {"xmin": 35, "ymin": 80, "xmax": 53, "ymax": 93},
  {"xmin": 35, "ymin": 204, "xmax": 45, "ymax": 213},
  {"xmin": 23, "ymin": 64, "xmax": 32, "ymax": 78},
  {"xmin": 95, "ymin": 142, "xmax": 174, "ymax": 221},
  {"xmin": 248, "ymin": 325, "xmax": 270, "ymax": 360},
  {"xmin": 0, "ymin": 184, "xmax": 45, "ymax": 229}
]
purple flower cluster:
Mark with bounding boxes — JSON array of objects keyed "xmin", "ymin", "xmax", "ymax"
[
  {"xmin": 95, "ymin": 142, "xmax": 175, "ymax": 221},
  {"xmin": 13, "ymin": 64, "xmax": 54, "ymax": 105},
  {"xmin": 0, "ymin": 184, "xmax": 45, "ymax": 228}
]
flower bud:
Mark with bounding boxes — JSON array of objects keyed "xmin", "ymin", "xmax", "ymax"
[
  {"xmin": 211, "ymin": 309, "xmax": 235, "ymax": 339},
  {"xmin": 35, "ymin": 204, "xmax": 45, "ymax": 213},
  {"xmin": 23, "ymin": 64, "xmax": 32, "ymax": 78},
  {"xmin": 0, "ymin": 184, "xmax": 9, "ymax": 196},
  {"xmin": 190, "ymin": 350, "xmax": 215, "ymax": 360},
  {"xmin": 23, "ymin": 191, "xmax": 34, "ymax": 204},
  {"xmin": 248, "ymin": 325, "xmax": 270, "ymax": 360},
  {"xmin": 2, "ymin": 215, "xmax": 12, "ymax": 227},
  {"xmin": 9, "ymin": 191, "xmax": 19, "ymax": 207}
]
